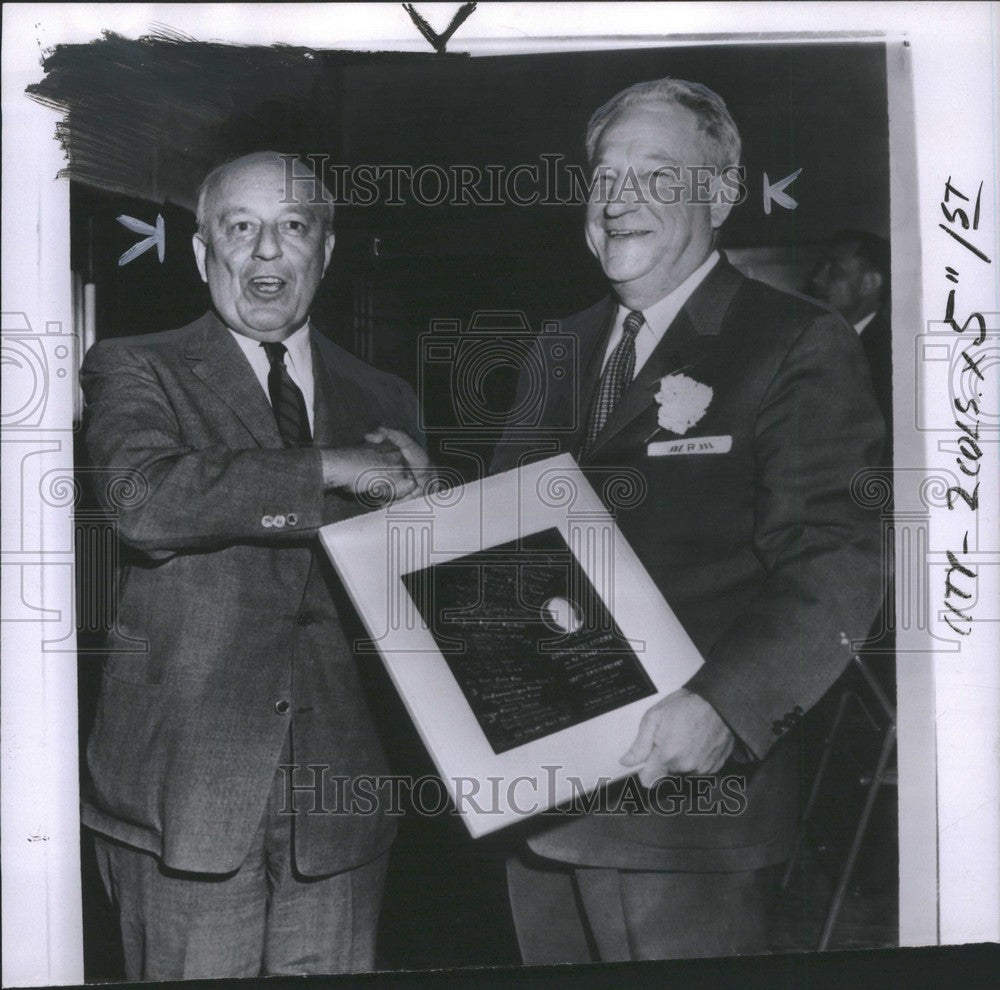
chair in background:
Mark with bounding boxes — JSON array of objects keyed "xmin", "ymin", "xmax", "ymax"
[{"xmin": 780, "ymin": 654, "xmax": 898, "ymax": 951}]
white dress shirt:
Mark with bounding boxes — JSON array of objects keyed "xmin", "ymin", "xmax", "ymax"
[
  {"xmin": 601, "ymin": 251, "xmax": 720, "ymax": 377},
  {"xmin": 229, "ymin": 321, "xmax": 316, "ymax": 433},
  {"xmin": 853, "ymin": 310, "xmax": 877, "ymax": 335}
]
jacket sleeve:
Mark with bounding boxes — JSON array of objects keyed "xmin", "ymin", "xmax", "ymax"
[
  {"xmin": 80, "ymin": 338, "xmax": 357, "ymax": 559},
  {"xmin": 684, "ymin": 312, "xmax": 886, "ymax": 760},
  {"xmin": 391, "ymin": 374, "xmax": 425, "ymax": 452}
]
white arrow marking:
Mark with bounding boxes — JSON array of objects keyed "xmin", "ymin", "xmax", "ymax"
[
  {"xmin": 117, "ymin": 213, "xmax": 165, "ymax": 266},
  {"xmin": 762, "ymin": 168, "xmax": 802, "ymax": 215}
]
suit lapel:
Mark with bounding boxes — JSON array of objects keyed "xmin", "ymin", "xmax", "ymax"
[
  {"xmin": 587, "ymin": 309, "xmax": 704, "ymax": 457},
  {"xmin": 185, "ymin": 313, "xmax": 355, "ymax": 450},
  {"xmin": 310, "ymin": 335, "xmax": 357, "ymax": 448},
  {"xmin": 185, "ymin": 312, "xmax": 283, "ymax": 447},
  {"xmin": 583, "ymin": 257, "xmax": 744, "ymax": 459}
]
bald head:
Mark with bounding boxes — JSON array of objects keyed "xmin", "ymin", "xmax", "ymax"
[
  {"xmin": 192, "ymin": 152, "xmax": 336, "ymax": 341},
  {"xmin": 196, "ymin": 151, "xmax": 334, "ymax": 238}
]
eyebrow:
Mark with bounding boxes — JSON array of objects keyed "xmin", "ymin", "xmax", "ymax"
[
  {"xmin": 592, "ymin": 152, "xmax": 687, "ymax": 168},
  {"xmin": 216, "ymin": 207, "xmax": 315, "ymax": 223}
]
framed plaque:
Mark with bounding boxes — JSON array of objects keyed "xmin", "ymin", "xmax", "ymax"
[{"xmin": 320, "ymin": 454, "xmax": 704, "ymax": 836}]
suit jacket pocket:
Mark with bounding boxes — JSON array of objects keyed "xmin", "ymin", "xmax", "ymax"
[{"xmin": 87, "ymin": 668, "xmax": 166, "ymax": 837}]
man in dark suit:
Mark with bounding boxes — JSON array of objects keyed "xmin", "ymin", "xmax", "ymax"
[
  {"xmin": 491, "ymin": 78, "xmax": 885, "ymax": 961},
  {"xmin": 80, "ymin": 151, "xmax": 427, "ymax": 979},
  {"xmin": 807, "ymin": 229, "xmax": 892, "ymax": 457}
]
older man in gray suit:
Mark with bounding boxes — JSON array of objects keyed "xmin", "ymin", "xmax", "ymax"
[
  {"xmin": 492, "ymin": 78, "xmax": 885, "ymax": 962},
  {"xmin": 81, "ymin": 151, "xmax": 427, "ymax": 980}
]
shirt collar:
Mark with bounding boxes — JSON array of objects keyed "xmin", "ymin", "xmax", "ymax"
[
  {"xmin": 853, "ymin": 310, "xmax": 877, "ymax": 335},
  {"xmin": 277, "ymin": 320, "xmax": 313, "ymax": 372},
  {"xmin": 621, "ymin": 250, "xmax": 720, "ymax": 342},
  {"xmin": 228, "ymin": 320, "xmax": 312, "ymax": 366}
]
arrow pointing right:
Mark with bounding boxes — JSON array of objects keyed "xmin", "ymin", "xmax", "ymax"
[
  {"xmin": 117, "ymin": 213, "xmax": 165, "ymax": 266},
  {"xmin": 763, "ymin": 168, "xmax": 803, "ymax": 215}
]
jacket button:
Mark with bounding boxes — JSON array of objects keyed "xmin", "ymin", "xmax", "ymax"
[
  {"xmin": 296, "ymin": 612, "xmax": 314, "ymax": 626},
  {"xmin": 261, "ymin": 514, "xmax": 274, "ymax": 528},
  {"xmin": 274, "ymin": 700, "xmax": 290, "ymax": 714},
  {"xmin": 273, "ymin": 514, "xmax": 286, "ymax": 528},
  {"xmin": 287, "ymin": 513, "xmax": 298, "ymax": 527},
  {"xmin": 772, "ymin": 720, "xmax": 784, "ymax": 737}
]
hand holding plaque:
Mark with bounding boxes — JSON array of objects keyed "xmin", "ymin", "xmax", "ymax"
[
  {"xmin": 620, "ymin": 688, "xmax": 736, "ymax": 784},
  {"xmin": 320, "ymin": 454, "xmax": 705, "ymax": 836}
]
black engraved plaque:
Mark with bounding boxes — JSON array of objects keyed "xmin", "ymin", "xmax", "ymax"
[{"xmin": 400, "ymin": 527, "xmax": 656, "ymax": 754}]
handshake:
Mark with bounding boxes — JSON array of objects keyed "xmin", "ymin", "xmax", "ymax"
[{"xmin": 320, "ymin": 426, "xmax": 432, "ymax": 503}]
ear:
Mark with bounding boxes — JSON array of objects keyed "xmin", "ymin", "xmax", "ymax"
[
  {"xmin": 710, "ymin": 197, "xmax": 734, "ymax": 229},
  {"xmin": 322, "ymin": 230, "xmax": 336, "ymax": 274},
  {"xmin": 709, "ymin": 173, "xmax": 735, "ymax": 229},
  {"xmin": 192, "ymin": 233, "xmax": 208, "ymax": 284}
]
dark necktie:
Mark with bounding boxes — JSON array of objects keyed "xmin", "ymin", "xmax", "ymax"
[
  {"xmin": 580, "ymin": 309, "xmax": 644, "ymax": 457},
  {"xmin": 261, "ymin": 341, "xmax": 311, "ymax": 445}
]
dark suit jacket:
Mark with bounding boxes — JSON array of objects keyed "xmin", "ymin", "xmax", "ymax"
[
  {"xmin": 80, "ymin": 311, "xmax": 419, "ymax": 876},
  {"xmin": 491, "ymin": 258, "xmax": 885, "ymax": 871},
  {"xmin": 858, "ymin": 305, "xmax": 892, "ymax": 462}
]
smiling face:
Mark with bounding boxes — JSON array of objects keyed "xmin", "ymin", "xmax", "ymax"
[
  {"xmin": 192, "ymin": 155, "xmax": 335, "ymax": 341},
  {"xmin": 585, "ymin": 102, "xmax": 732, "ymax": 310}
]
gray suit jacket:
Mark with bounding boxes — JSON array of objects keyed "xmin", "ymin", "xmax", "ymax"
[
  {"xmin": 80, "ymin": 311, "xmax": 419, "ymax": 875},
  {"xmin": 491, "ymin": 258, "xmax": 885, "ymax": 870}
]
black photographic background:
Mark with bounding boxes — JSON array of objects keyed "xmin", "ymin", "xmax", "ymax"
[{"xmin": 30, "ymin": 35, "xmax": 895, "ymax": 978}]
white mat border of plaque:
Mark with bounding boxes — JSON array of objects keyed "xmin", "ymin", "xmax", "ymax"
[{"xmin": 320, "ymin": 453, "xmax": 704, "ymax": 837}]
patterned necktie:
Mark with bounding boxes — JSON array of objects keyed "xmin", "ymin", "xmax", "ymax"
[
  {"xmin": 261, "ymin": 341, "xmax": 311, "ymax": 445},
  {"xmin": 581, "ymin": 309, "xmax": 644, "ymax": 457}
]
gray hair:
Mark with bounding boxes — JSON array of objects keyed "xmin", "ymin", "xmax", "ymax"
[
  {"xmin": 195, "ymin": 151, "xmax": 335, "ymax": 238},
  {"xmin": 586, "ymin": 77, "xmax": 741, "ymax": 170}
]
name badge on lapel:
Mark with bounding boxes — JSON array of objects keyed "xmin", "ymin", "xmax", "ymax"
[{"xmin": 648, "ymin": 435, "xmax": 733, "ymax": 457}]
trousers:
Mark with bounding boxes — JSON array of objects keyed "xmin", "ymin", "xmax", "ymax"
[
  {"xmin": 506, "ymin": 849, "xmax": 773, "ymax": 963},
  {"xmin": 92, "ymin": 731, "xmax": 387, "ymax": 980}
]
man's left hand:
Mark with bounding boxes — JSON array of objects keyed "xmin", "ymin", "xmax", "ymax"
[
  {"xmin": 620, "ymin": 688, "xmax": 735, "ymax": 786},
  {"xmin": 364, "ymin": 426, "xmax": 433, "ymax": 496}
]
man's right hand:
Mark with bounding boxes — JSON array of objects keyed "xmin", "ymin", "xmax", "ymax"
[{"xmin": 320, "ymin": 430, "xmax": 426, "ymax": 501}]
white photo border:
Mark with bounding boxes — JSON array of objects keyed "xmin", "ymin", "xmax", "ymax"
[{"xmin": 2, "ymin": 3, "xmax": 997, "ymax": 985}]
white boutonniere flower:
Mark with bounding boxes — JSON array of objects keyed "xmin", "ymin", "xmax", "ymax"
[{"xmin": 654, "ymin": 373, "xmax": 713, "ymax": 435}]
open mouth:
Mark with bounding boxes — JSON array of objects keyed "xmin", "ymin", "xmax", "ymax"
[{"xmin": 247, "ymin": 276, "xmax": 287, "ymax": 297}]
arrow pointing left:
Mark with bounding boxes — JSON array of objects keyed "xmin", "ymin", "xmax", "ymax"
[
  {"xmin": 116, "ymin": 213, "xmax": 165, "ymax": 266},
  {"xmin": 762, "ymin": 168, "xmax": 802, "ymax": 215}
]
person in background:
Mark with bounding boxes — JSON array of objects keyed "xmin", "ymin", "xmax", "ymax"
[{"xmin": 808, "ymin": 229, "xmax": 892, "ymax": 456}]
